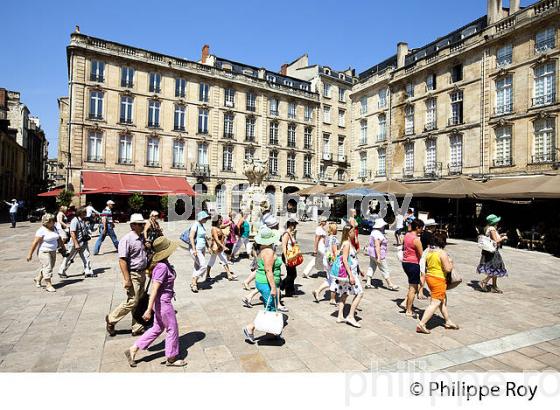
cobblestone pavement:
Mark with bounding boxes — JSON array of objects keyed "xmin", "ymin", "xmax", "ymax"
[{"xmin": 0, "ymin": 219, "xmax": 559, "ymax": 372}]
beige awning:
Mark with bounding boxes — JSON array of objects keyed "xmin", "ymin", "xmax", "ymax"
[
  {"xmin": 297, "ymin": 184, "xmax": 330, "ymax": 196},
  {"xmin": 475, "ymin": 174, "xmax": 560, "ymax": 199},
  {"xmin": 366, "ymin": 180, "xmax": 413, "ymax": 195}
]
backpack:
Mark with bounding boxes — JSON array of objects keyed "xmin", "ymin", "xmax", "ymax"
[{"xmin": 180, "ymin": 224, "xmax": 198, "ymax": 248}]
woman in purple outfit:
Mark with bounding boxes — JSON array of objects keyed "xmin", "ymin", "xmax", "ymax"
[{"xmin": 125, "ymin": 236, "xmax": 187, "ymax": 367}]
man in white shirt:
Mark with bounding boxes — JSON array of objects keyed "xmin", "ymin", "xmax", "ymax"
[
  {"xmin": 4, "ymin": 199, "xmax": 19, "ymax": 228},
  {"xmin": 58, "ymin": 207, "xmax": 95, "ymax": 278},
  {"xmin": 85, "ymin": 202, "xmax": 100, "ymax": 231}
]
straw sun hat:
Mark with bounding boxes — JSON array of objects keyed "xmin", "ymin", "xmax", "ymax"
[{"xmin": 151, "ymin": 236, "xmax": 179, "ymax": 263}]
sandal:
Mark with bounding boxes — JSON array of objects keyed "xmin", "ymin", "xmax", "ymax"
[
  {"xmin": 387, "ymin": 285, "xmax": 400, "ymax": 291},
  {"xmin": 33, "ymin": 277, "xmax": 42, "ymax": 288},
  {"xmin": 312, "ymin": 290, "xmax": 320, "ymax": 303},
  {"xmin": 124, "ymin": 349, "xmax": 137, "ymax": 367},
  {"xmin": 228, "ymin": 275, "xmax": 238, "ymax": 281},
  {"xmin": 336, "ymin": 317, "xmax": 346, "ymax": 324},
  {"xmin": 416, "ymin": 323, "xmax": 431, "ymax": 334},
  {"xmin": 405, "ymin": 312, "xmax": 418, "ymax": 319},
  {"xmin": 491, "ymin": 287, "xmax": 503, "ymax": 294},
  {"xmin": 479, "ymin": 281, "xmax": 489, "ymax": 292},
  {"xmin": 444, "ymin": 322, "xmax": 460, "ymax": 330},
  {"xmin": 346, "ymin": 318, "xmax": 362, "ymax": 328},
  {"xmin": 242, "ymin": 282, "xmax": 250, "ymax": 291},
  {"xmin": 165, "ymin": 359, "xmax": 188, "ymax": 367},
  {"xmin": 190, "ymin": 284, "xmax": 198, "ymax": 293},
  {"xmin": 242, "ymin": 297, "xmax": 252, "ymax": 308}
]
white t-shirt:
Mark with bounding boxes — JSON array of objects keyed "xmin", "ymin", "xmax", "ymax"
[
  {"xmin": 395, "ymin": 214, "xmax": 404, "ymax": 229},
  {"xmin": 36, "ymin": 227, "xmax": 60, "ymax": 252},
  {"xmin": 315, "ymin": 226, "xmax": 327, "ymax": 253}
]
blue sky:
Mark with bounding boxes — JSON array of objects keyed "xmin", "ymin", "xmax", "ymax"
[{"xmin": 2, "ymin": 0, "xmax": 531, "ymax": 157}]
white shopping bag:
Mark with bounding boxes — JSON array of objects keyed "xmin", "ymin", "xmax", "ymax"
[{"xmin": 254, "ymin": 293, "xmax": 284, "ymax": 335}]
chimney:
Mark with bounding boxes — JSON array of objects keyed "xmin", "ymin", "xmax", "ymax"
[
  {"xmin": 280, "ymin": 64, "xmax": 288, "ymax": 76},
  {"xmin": 487, "ymin": 0, "xmax": 503, "ymax": 25},
  {"xmin": 397, "ymin": 42, "xmax": 409, "ymax": 69},
  {"xmin": 201, "ymin": 44, "xmax": 210, "ymax": 65},
  {"xmin": 510, "ymin": 0, "xmax": 520, "ymax": 14}
]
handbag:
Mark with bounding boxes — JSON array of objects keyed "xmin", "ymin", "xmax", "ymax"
[
  {"xmin": 132, "ymin": 278, "xmax": 154, "ymax": 329},
  {"xmin": 285, "ymin": 234, "xmax": 303, "ymax": 268},
  {"xmin": 330, "ymin": 254, "xmax": 350, "ymax": 283},
  {"xmin": 477, "ymin": 235, "xmax": 496, "ymax": 253},
  {"xmin": 446, "ymin": 268, "xmax": 463, "ymax": 290},
  {"xmin": 254, "ymin": 293, "xmax": 284, "ymax": 335}
]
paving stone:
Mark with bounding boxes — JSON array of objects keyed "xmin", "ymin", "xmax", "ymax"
[
  {"xmin": 492, "ymin": 351, "xmax": 548, "ymax": 371},
  {"xmin": 204, "ymin": 345, "xmax": 234, "ymax": 365},
  {"xmin": 239, "ymin": 352, "xmax": 272, "ymax": 372}
]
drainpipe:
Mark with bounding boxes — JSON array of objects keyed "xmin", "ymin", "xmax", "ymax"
[
  {"xmin": 66, "ymin": 50, "xmax": 74, "ymax": 190},
  {"xmin": 480, "ymin": 48, "xmax": 487, "ymax": 178}
]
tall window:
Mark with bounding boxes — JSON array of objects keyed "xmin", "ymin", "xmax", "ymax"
[
  {"xmin": 304, "ymin": 155, "xmax": 312, "ymax": 177},
  {"xmin": 534, "ymin": 62, "xmax": 556, "ymax": 106},
  {"xmin": 198, "ymin": 108, "xmax": 209, "ymax": 133},
  {"xmin": 304, "ymin": 127, "xmax": 312, "ymax": 149},
  {"xmin": 224, "ymin": 113, "xmax": 234, "ymax": 138},
  {"xmin": 323, "ymin": 83, "xmax": 331, "ymax": 97},
  {"xmin": 121, "ymin": 67, "xmax": 134, "ymax": 87},
  {"xmin": 90, "ymin": 60, "xmax": 105, "ymax": 82},
  {"xmin": 118, "ymin": 134, "xmax": 132, "ymax": 164},
  {"xmin": 174, "ymin": 105, "xmax": 186, "ymax": 131},
  {"xmin": 245, "ymin": 117, "xmax": 256, "ymax": 141},
  {"xmin": 405, "ymin": 105, "xmax": 414, "ymax": 135},
  {"xmin": 322, "ymin": 134, "xmax": 331, "ymax": 156},
  {"xmin": 89, "ymin": 91, "xmax": 103, "ymax": 119},
  {"xmin": 426, "ymin": 74, "xmax": 436, "ymax": 91},
  {"xmin": 198, "ymin": 143, "xmax": 208, "ymax": 165},
  {"xmin": 87, "ymin": 131, "xmax": 103, "ymax": 161},
  {"xmin": 288, "ymin": 124, "xmax": 296, "ymax": 147},
  {"xmin": 449, "ymin": 134, "xmax": 463, "ymax": 172},
  {"xmin": 534, "ymin": 119, "xmax": 556, "ymax": 163},
  {"xmin": 536, "ymin": 27, "xmax": 555, "ymax": 53},
  {"xmin": 425, "ymin": 139, "xmax": 437, "ymax": 172},
  {"xmin": 323, "ymin": 106, "xmax": 331, "ymax": 123},
  {"xmin": 378, "ymin": 114, "xmax": 387, "ymax": 141},
  {"xmin": 495, "ymin": 126, "xmax": 512, "ymax": 166},
  {"xmin": 149, "ymin": 73, "xmax": 161, "ymax": 93},
  {"xmin": 246, "ymin": 93, "xmax": 256, "ymax": 111},
  {"xmin": 496, "ymin": 76, "xmax": 513, "ymax": 115},
  {"xmin": 338, "ymin": 109, "xmax": 345, "ymax": 127},
  {"xmin": 269, "ymin": 122, "xmax": 279, "ymax": 145},
  {"xmin": 269, "ymin": 150, "xmax": 278, "ymax": 175},
  {"xmin": 359, "ymin": 152, "xmax": 367, "ymax": 178},
  {"xmin": 245, "ymin": 147, "xmax": 255, "ymax": 161},
  {"xmin": 405, "ymin": 83, "xmax": 414, "ymax": 98},
  {"xmin": 287, "ymin": 153, "xmax": 296, "ymax": 176},
  {"xmin": 172, "ymin": 139, "xmax": 185, "ymax": 168},
  {"xmin": 426, "ymin": 98, "xmax": 437, "ymax": 130},
  {"xmin": 146, "ymin": 137, "xmax": 160, "ymax": 166},
  {"xmin": 175, "ymin": 78, "xmax": 186, "ymax": 98},
  {"xmin": 451, "ymin": 64, "xmax": 463, "ymax": 83},
  {"xmin": 199, "ymin": 83, "xmax": 209, "ymax": 102},
  {"xmin": 148, "ymin": 100, "xmax": 160, "ymax": 128},
  {"xmin": 120, "ymin": 96, "xmax": 133, "ymax": 124},
  {"xmin": 377, "ymin": 148, "xmax": 386, "ymax": 176},
  {"xmin": 360, "ymin": 120, "xmax": 368, "ymax": 145},
  {"xmin": 288, "ymin": 102, "xmax": 296, "ymax": 119},
  {"xmin": 338, "ymin": 136, "xmax": 345, "ymax": 160},
  {"xmin": 450, "ymin": 91, "xmax": 463, "ymax": 125},
  {"xmin": 269, "ymin": 98, "xmax": 278, "ymax": 116},
  {"xmin": 339, "ymin": 88, "xmax": 346, "ymax": 102},
  {"xmin": 497, "ymin": 44, "xmax": 513, "ymax": 67},
  {"xmin": 360, "ymin": 96, "xmax": 368, "ymax": 115},
  {"xmin": 225, "ymin": 88, "xmax": 235, "ymax": 107},
  {"xmin": 223, "ymin": 145, "xmax": 233, "ymax": 171},
  {"xmin": 378, "ymin": 88, "xmax": 388, "ymax": 108},
  {"xmin": 404, "ymin": 142, "xmax": 414, "ymax": 175},
  {"xmin": 304, "ymin": 106, "xmax": 312, "ymax": 121}
]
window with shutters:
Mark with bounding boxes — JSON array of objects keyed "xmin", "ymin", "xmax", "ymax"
[{"xmin": 496, "ymin": 76, "xmax": 513, "ymax": 115}]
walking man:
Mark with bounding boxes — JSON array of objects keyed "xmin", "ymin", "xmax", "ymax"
[
  {"xmin": 4, "ymin": 199, "xmax": 19, "ymax": 228},
  {"xmin": 58, "ymin": 207, "xmax": 95, "ymax": 278},
  {"xmin": 93, "ymin": 200, "xmax": 119, "ymax": 255},
  {"xmin": 106, "ymin": 214, "xmax": 148, "ymax": 337}
]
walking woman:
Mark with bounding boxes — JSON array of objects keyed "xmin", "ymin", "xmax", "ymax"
[
  {"xmin": 232, "ymin": 212, "xmax": 252, "ymax": 261},
  {"xmin": 302, "ymin": 216, "xmax": 328, "ymax": 279},
  {"xmin": 125, "ymin": 236, "xmax": 187, "ymax": 367},
  {"xmin": 416, "ymin": 232, "xmax": 459, "ymax": 334},
  {"xmin": 208, "ymin": 215, "xmax": 237, "ymax": 281},
  {"xmin": 144, "ymin": 210, "xmax": 163, "ymax": 254},
  {"xmin": 312, "ymin": 222, "xmax": 339, "ymax": 304},
  {"xmin": 477, "ymin": 214, "xmax": 508, "ymax": 293},
  {"xmin": 189, "ymin": 211, "xmax": 211, "ymax": 293},
  {"xmin": 365, "ymin": 219, "xmax": 399, "ymax": 291},
  {"xmin": 280, "ymin": 218, "xmax": 299, "ymax": 297},
  {"xmin": 334, "ymin": 224, "xmax": 363, "ymax": 328},
  {"xmin": 27, "ymin": 213, "xmax": 67, "ymax": 292},
  {"xmin": 401, "ymin": 219, "xmax": 425, "ymax": 318},
  {"xmin": 243, "ymin": 226, "xmax": 282, "ymax": 344},
  {"xmin": 56, "ymin": 206, "xmax": 69, "ymax": 243}
]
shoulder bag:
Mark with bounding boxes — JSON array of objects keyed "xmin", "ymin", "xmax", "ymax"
[
  {"xmin": 285, "ymin": 233, "xmax": 303, "ymax": 268},
  {"xmin": 254, "ymin": 292, "xmax": 284, "ymax": 336}
]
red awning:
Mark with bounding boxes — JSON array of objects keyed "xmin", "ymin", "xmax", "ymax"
[
  {"xmin": 81, "ymin": 171, "xmax": 196, "ymax": 196},
  {"xmin": 37, "ymin": 188, "xmax": 63, "ymax": 197}
]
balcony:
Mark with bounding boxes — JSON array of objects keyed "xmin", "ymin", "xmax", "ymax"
[
  {"xmin": 286, "ymin": 173, "xmax": 296, "ymax": 180},
  {"xmin": 424, "ymin": 162, "xmax": 442, "ymax": 178},
  {"xmin": 121, "ymin": 81, "xmax": 134, "ymax": 88},
  {"xmin": 224, "ymin": 100, "xmax": 235, "ymax": 108},
  {"xmin": 304, "ymin": 143, "xmax": 313, "ymax": 150},
  {"xmin": 287, "ymin": 141, "xmax": 296, "ymax": 148},
  {"xmin": 532, "ymin": 93, "xmax": 556, "ymax": 107},
  {"xmin": 377, "ymin": 133, "xmax": 386, "ymax": 142},
  {"xmin": 192, "ymin": 164, "xmax": 210, "ymax": 178},
  {"xmin": 402, "ymin": 167, "xmax": 414, "ymax": 178},
  {"xmin": 494, "ymin": 103, "xmax": 513, "ymax": 116},
  {"xmin": 86, "ymin": 156, "xmax": 103, "ymax": 163},
  {"xmin": 147, "ymin": 122, "xmax": 160, "ymax": 129},
  {"xmin": 535, "ymin": 39, "xmax": 555, "ymax": 53},
  {"xmin": 88, "ymin": 113, "xmax": 103, "ymax": 120},
  {"xmin": 246, "ymin": 104, "xmax": 256, "ymax": 112},
  {"xmin": 448, "ymin": 162, "xmax": 463, "ymax": 175},
  {"xmin": 378, "ymin": 101, "xmax": 387, "ymax": 109},
  {"xmin": 531, "ymin": 153, "xmax": 557, "ymax": 164},
  {"xmin": 198, "ymin": 128, "xmax": 208, "ymax": 134},
  {"xmin": 270, "ymin": 110, "xmax": 279, "ymax": 116},
  {"xmin": 269, "ymin": 138, "xmax": 279, "ymax": 146},
  {"xmin": 149, "ymin": 87, "xmax": 161, "ymax": 94},
  {"xmin": 358, "ymin": 139, "xmax": 368, "ymax": 146},
  {"xmin": 337, "ymin": 155, "xmax": 348, "ymax": 163},
  {"xmin": 376, "ymin": 170, "xmax": 387, "ymax": 177},
  {"xmin": 424, "ymin": 122, "xmax": 437, "ymax": 132},
  {"xmin": 146, "ymin": 161, "xmax": 160, "ymax": 167},
  {"xmin": 304, "ymin": 115, "xmax": 312, "ymax": 122},
  {"xmin": 405, "ymin": 126, "xmax": 414, "ymax": 136},
  {"xmin": 119, "ymin": 117, "xmax": 133, "ymax": 125},
  {"xmin": 322, "ymin": 153, "xmax": 332, "ymax": 161},
  {"xmin": 245, "ymin": 135, "xmax": 255, "ymax": 143},
  {"xmin": 448, "ymin": 117, "xmax": 463, "ymax": 126},
  {"xmin": 222, "ymin": 166, "xmax": 234, "ymax": 172},
  {"xmin": 90, "ymin": 75, "xmax": 104, "ymax": 82},
  {"xmin": 288, "ymin": 112, "xmax": 296, "ymax": 120},
  {"xmin": 172, "ymin": 162, "xmax": 186, "ymax": 169},
  {"xmin": 496, "ymin": 55, "xmax": 512, "ymax": 68},
  {"xmin": 118, "ymin": 158, "xmax": 133, "ymax": 165},
  {"xmin": 174, "ymin": 126, "xmax": 186, "ymax": 132},
  {"xmin": 492, "ymin": 157, "xmax": 513, "ymax": 167},
  {"xmin": 176, "ymin": 92, "xmax": 186, "ymax": 98},
  {"xmin": 358, "ymin": 170, "xmax": 371, "ymax": 181},
  {"xmin": 223, "ymin": 132, "xmax": 235, "ymax": 139}
]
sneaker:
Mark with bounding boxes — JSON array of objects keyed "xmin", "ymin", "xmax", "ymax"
[
  {"xmin": 243, "ymin": 327, "xmax": 255, "ymax": 344},
  {"xmin": 58, "ymin": 272, "xmax": 68, "ymax": 279},
  {"xmin": 346, "ymin": 318, "xmax": 362, "ymax": 328},
  {"xmin": 85, "ymin": 273, "xmax": 94, "ymax": 278},
  {"xmin": 277, "ymin": 305, "xmax": 289, "ymax": 313},
  {"xmin": 105, "ymin": 315, "xmax": 116, "ymax": 337},
  {"xmin": 45, "ymin": 285, "xmax": 56, "ymax": 293}
]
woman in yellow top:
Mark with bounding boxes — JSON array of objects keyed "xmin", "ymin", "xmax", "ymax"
[{"xmin": 416, "ymin": 232, "xmax": 459, "ymax": 334}]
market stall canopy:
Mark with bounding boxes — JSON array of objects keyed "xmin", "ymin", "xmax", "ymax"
[
  {"xmin": 322, "ymin": 182, "xmax": 364, "ymax": 195},
  {"xmin": 475, "ymin": 174, "xmax": 560, "ymax": 199},
  {"xmin": 80, "ymin": 171, "xmax": 196, "ymax": 196},
  {"xmin": 366, "ymin": 180, "xmax": 413, "ymax": 195},
  {"xmin": 37, "ymin": 188, "xmax": 63, "ymax": 197},
  {"xmin": 406, "ymin": 177, "xmax": 486, "ymax": 198},
  {"xmin": 297, "ymin": 184, "xmax": 330, "ymax": 196}
]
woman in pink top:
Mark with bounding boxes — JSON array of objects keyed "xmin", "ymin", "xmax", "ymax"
[{"xmin": 401, "ymin": 219, "xmax": 424, "ymax": 319}]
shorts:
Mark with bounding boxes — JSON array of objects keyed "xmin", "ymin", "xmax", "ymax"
[{"xmin": 402, "ymin": 262, "xmax": 421, "ymax": 285}]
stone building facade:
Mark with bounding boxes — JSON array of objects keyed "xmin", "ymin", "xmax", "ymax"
[{"xmin": 0, "ymin": 90, "xmax": 26, "ymax": 200}]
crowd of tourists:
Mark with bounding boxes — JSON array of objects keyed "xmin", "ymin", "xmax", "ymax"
[{"xmin": 24, "ymin": 198, "xmax": 510, "ymax": 367}]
